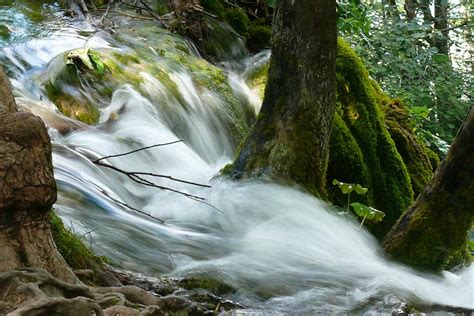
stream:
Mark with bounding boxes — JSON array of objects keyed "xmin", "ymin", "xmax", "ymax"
[{"xmin": 1, "ymin": 2, "xmax": 473, "ymax": 314}]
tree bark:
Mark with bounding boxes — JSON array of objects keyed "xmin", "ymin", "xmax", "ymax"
[
  {"xmin": 0, "ymin": 67, "xmax": 78, "ymax": 283},
  {"xmin": 434, "ymin": 0, "xmax": 449, "ymax": 54},
  {"xmin": 383, "ymin": 106, "xmax": 474, "ymax": 271},
  {"xmin": 405, "ymin": 0, "xmax": 417, "ymax": 20},
  {"xmin": 229, "ymin": 0, "xmax": 337, "ymax": 197}
]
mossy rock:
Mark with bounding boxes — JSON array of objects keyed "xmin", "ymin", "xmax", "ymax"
[
  {"xmin": 329, "ymin": 39, "xmax": 414, "ymax": 238},
  {"xmin": 43, "ymin": 30, "xmax": 252, "ymax": 147},
  {"xmin": 50, "ymin": 211, "xmax": 105, "ymax": 271},
  {"xmin": 381, "ymin": 98, "xmax": 436, "ymax": 197},
  {"xmin": 247, "ymin": 22, "xmax": 271, "ymax": 52},
  {"xmin": 224, "ymin": 8, "xmax": 250, "ymax": 37},
  {"xmin": 43, "ymin": 48, "xmax": 111, "ymax": 125},
  {"xmin": 245, "ymin": 61, "xmax": 269, "ymax": 100}
]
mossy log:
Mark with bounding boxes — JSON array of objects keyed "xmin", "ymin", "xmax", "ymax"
[
  {"xmin": 230, "ymin": 0, "xmax": 337, "ymax": 197},
  {"xmin": 383, "ymin": 107, "xmax": 474, "ymax": 271},
  {"xmin": 0, "ymin": 67, "xmax": 78, "ymax": 284}
]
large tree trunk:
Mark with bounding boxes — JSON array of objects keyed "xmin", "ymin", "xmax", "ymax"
[
  {"xmin": 0, "ymin": 68, "xmax": 78, "ymax": 283},
  {"xmin": 383, "ymin": 107, "xmax": 474, "ymax": 271},
  {"xmin": 229, "ymin": 0, "xmax": 337, "ymax": 197}
]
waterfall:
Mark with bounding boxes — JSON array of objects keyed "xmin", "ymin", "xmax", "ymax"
[{"xmin": 1, "ymin": 5, "xmax": 472, "ymax": 314}]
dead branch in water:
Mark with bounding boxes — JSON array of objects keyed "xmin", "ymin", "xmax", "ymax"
[{"xmin": 90, "ymin": 141, "xmax": 223, "ymax": 222}]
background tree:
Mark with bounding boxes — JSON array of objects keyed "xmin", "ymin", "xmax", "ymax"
[
  {"xmin": 383, "ymin": 106, "xmax": 474, "ymax": 271},
  {"xmin": 229, "ymin": 0, "xmax": 337, "ymax": 197}
]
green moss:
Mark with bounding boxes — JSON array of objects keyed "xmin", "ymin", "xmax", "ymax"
[
  {"xmin": 385, "ymin": 183, "xmax": 473, "ymax": 271},
  {"xmin": 201, "ymin": 0, "xmax": 225, "ymax": 17},
  {"xmin": 179, "ymin": 276, "xmax": 233, "ymax": 294},
  {"xmin": 50, "ymin": 211, "xmax": 105, "ymax": 271},
  {"xmin": 327, "ymin": 111, "xmax": 373, "ymax": 207},
  {"xmin": 245, "ymin": 62, "xmax": 269, "ymax": 100},
  {"xmin": 242, "ymin": 40, "xmax": 425, "ymax": 237},
  {"xmin": 45, "ymin": 81, "xmax": 100, "ymax": 125},
  {"xmin": 329, "ymin": 39, "xmax": 414, "ymax": 238},
  {"xmin": 382, "ymin": 99, "xmax": 435, "ymax": 197},
  {"xmin": 247, "ymin": 23, "xmax": 271, "ymax": 52},
  {"xmin": 224, "ymin": 8, "xmax": 250, "ymax": 36}
]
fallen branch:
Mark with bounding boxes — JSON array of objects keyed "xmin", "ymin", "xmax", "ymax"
[
  {"xmin": 94, "ymin": 184, "xmax": 166, "ymax": 223},
  {"xmin": 92, "ymin": 9, "xmax": 155, "ymax": 20},
  {"xmin": 94, "ymin": 140, "xmax": 183, "ymax": 163},
  {"xmin": 91, "ymin": 141, "xmax": 223, "ymax": 216}
]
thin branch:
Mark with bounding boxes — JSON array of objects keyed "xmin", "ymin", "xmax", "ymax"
[
  {"xmin": 138, "ymin": 0, "xmax": 168, "ymax": 28},
  {"xmin": 91, "ymin": 141, "xmax": 224, "ymax": 214},
  {"xmin": 94, "ymin": 140, "xmax": 182, "ymax": 162},
  {"xmin": 98, "ymin": 186, "xmax": 166, "ymax": 223},
  {"xmin": 100, "ymin": 0, "xmax": 114, "ymax": 24},
  {"xmin": 94, "ymin": 160, "xmax": 210, "ymax": 188},
  {"xmin": 92, "ymin": 9, "xmax": 155, "ymax": 20},
  {"xmin": 93, "ymin": 160, "xmax": 207, "ymax": 200}
]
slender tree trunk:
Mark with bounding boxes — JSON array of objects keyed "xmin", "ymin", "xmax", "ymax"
[
  {"xmin": 0, "ymin": 67, "xmax": 78, "ymax": 283},
  {"xmin": 419, "ymin": 0, "xmax": 434, "ymax": 23},
  {"xmin": 405, "ymin": 0, "xmax": 418, "ymax": 20},
  {"xmin": 434, "ymin": 0, "xmax": 449, "ymax": 54},
  {"xmin": 383, "ymin": 107, "xmax": 474, "ymax": 271},
  {"xmin": 229, "ymin": 0, "xmax": 337, "ymax": 197}
]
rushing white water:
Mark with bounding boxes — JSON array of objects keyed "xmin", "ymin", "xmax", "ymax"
[{"xmin": 1, "ymin": 9, "xmax": 473, "ymax": 314}]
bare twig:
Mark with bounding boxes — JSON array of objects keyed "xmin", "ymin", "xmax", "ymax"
[
  {"xmin": 90, "ymin": 141, "xmax": 223, "ymax": 214},
  {"xmin": 94, "ymin": 160, "xmax": 210, "ymax": 189},
  {"xmin": 97, "ymin": 186, "xmax": 166, "ymax": 223},
  {"xmin": 100, "ymin": 0, "xmax": 114, "ymax": 24},
  {"xmin": 92, "ymin": 9, "xmax": 155, "ymax": 20},
  {"xmin": 94, "ymin": 140, "xmax": 182, "ymax": 163},
  {"xmin": 138, "ymin": 0, "xmax": 168, "ymax": 28}
]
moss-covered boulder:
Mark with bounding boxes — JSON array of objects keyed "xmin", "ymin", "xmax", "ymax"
[
  {"xmin": 328, "ymin": 39, "xmax": 414, "ymax": 238},
  {"xmin": 381, "ymin": 98, "xmax": 438, "ymax": 196}
]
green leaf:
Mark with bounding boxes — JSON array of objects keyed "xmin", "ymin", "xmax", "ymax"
[
  {"xmin": 332, "ymin": 179, "xmax": 354, "ymax": 194},
  {"xmin": 354, "ymin": 184, "xmax": 368, "ymax": 195},
  {"xmin": 350, "ymin": 203, "xmax": 385, "ymax": 222}
]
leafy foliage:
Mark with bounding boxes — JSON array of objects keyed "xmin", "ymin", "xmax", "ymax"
[{"xmin": 338, "ymin": 2, "xmax": 473, "ymax": 154}]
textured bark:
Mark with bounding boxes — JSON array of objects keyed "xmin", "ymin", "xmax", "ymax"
[
  {"xmin": 0, "ymin": 68, "xmax": 17, "ymax": 114},
  {"xmin": 0, "ymin": 67, "xmax": 77, "ymax": 283},
  {"xmin": 230, "ymin": 0, "xmax": 337, "ymax": 197},
  {"xmin": 383, "ymin": 107, "xmax": 474, "ymax": 271}
]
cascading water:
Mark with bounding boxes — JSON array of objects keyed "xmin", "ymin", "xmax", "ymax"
[{"xmin": 1, "ymin": 4, "xmax": 472, "ymax": 314}]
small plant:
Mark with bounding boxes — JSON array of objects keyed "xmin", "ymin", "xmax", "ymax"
[
  {"xmin": 332, "ymin": 179, "xmax": 385, "ymax": 227},
  {"xmin": 332, "ymin": 179, "xmax": 368, "ymax": 211},
  {"xmin": 350, "ymin": 202, "xmax": 385, "ymax": 227}
]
